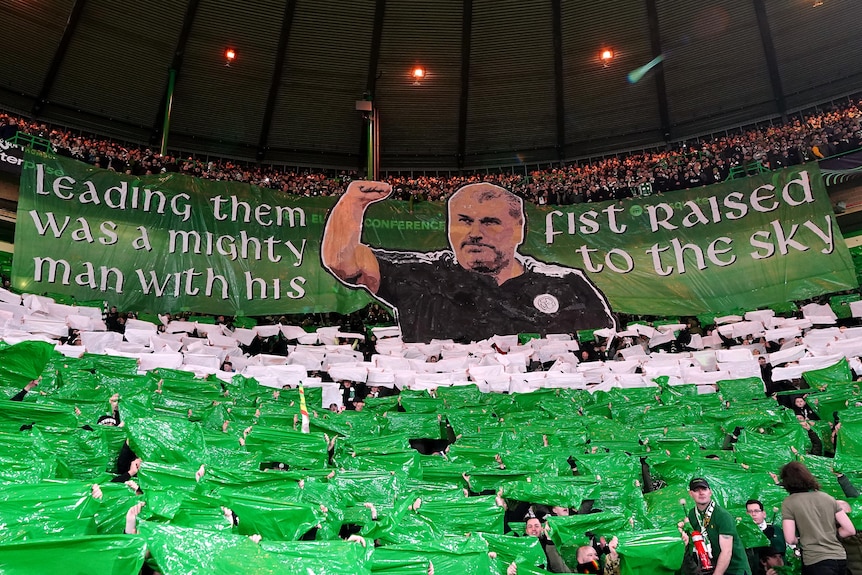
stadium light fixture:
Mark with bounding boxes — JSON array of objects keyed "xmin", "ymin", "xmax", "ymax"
[
  {"xmin": 412, "ymin": 66, "xmax": 426, "ymax": 86},
  {"xmin": 600, "ymin": 49, "xmax": 614, "ymax": 68}
]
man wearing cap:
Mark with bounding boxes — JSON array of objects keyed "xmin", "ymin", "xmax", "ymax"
[
  {"xmin": 758, "ymin": 547, "xmax": 786, "ymax": 575},
  {"xmin": 687, "ymin": 477, "xmax": 752, "ymax": 575}
]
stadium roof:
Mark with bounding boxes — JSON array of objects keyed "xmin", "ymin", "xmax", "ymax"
[{"xmin": 1, "ymin": 0, "xmax": 861, "ymax": 171}]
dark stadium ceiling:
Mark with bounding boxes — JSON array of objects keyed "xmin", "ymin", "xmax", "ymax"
[{"xmin": 1, "ymin": 0, "xmax": 861, "ymax": 172}]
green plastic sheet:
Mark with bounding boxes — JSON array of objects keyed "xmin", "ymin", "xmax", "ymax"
[
  {"xmin": 261, "ymin": 540, "xmax": 373, "ymax": 574},
  {"xmin": 1, "ymin": 340, "xmax": 862, "ymax": 574},
  {"xmin": 478, "ymin": 532, "xmax": 547, "ymax": 572},
  {"xmin": 835, "ymin": 414, "xmax": 862, "ymax": 472},
  {"xmin": 617, "ymin": 528, "xmax": 685, "ymax": 575},
  {"xmin": 93, "ymin": 482, "xmax": 143, "ymax": 534},
  {"xmin": 85, "ymin": 354, "xmax": 140, "ymax": 374},
  {"xmin": 803, "ymin": 358, "xmax": 854, "ymax": 389},
  {"xmin": 332, "ymin": 470, "xmax": 404, "ymax": 508},
  {"xmin": 139, "ymin": 521, "xmax": 283, "ymax": 574},
  {"xmin": 339, "ymin": 451, "xmax": 422, "ymax": 478},
  {"xmin": 718, "ymin": 377, "xmax": 767, "ymax": 402},
  {"xmin": 437, "ymin": 384, "xmax": 489, "ymax": 407},
  {"xmin": 383, "ymin": 412, "xmax": 443, "ymax": 438},
  {"xmin": 370, "ymin": 536, "xmax": 494, "ymax": 575},
  {"xmin": 411, "ymin": 495, "xmax": 504, "ymax": 538},
  {"xmin": 0, "ymin": 429, "xmax": 60, "ymax": 482},
  {"xmin": 221, "ymin": 491, "xmax": 322, "ymax": 540},
  {"xmin": 0, "ymin": 398, "xmax": 78, "ymax": 430},
  {"xmin": 734, "ymin": 514, "xmax": 771, "ymax": 549},
  {"xmin": 643, "ymin": 484, "xmax": 690, "ymax": 528},
  {"xmin": 547, "ymin": 510, "xmax": 631, "ymax": 548},
  {"xmin": 0, "ymin": 480, "xmax": 101, "ymax": 543},
  {"xmin": 0, "ymin": 534, "xmax": 147, "ymax": 575},
  {"xmin": 499, "ymin": 476, "xmax": 601, "ymax": 508},
  {"xmin": 808, "ymin": 385, "xmax": 861, "ymax": 421},
  {"xmin": 36, "ymin": 426, "xmax": 114, "ymax": 480},
  {"xmin": 0, "ymin": 340, "xmax": 54, "ymax": 389},
  {"xmin": 125, "ymin": 414, "xmax": 206, "ymax": 465},
  {"xmin": 243, "ymin": 426, "xmax": 329, "ymax": 469},
  {"xmin": 572, "ymin": 452, "xmax": 642, "ymax": 481}
]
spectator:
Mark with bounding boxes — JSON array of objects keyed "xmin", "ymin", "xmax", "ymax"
[
  {"xmin": 684, "ymin": 477, "xmax": 752, "ymax": 575},
  {"xmin": 2, "ymin": 95, "xmax": 860, "ymax": 207},
  {"xmin": 524, "ymin": 514, "xmax": 572, "ymax": 573},
  {"xmin": 745, "ymin": 499, "xmax": 785, "ymax": 574},
  {"xmin": 780, "ymin": 461, "xmax": 855, "ymax": 574}
]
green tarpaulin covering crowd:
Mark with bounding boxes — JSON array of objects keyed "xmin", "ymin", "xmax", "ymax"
[{"xmin": 0, "ymin": 340, "xmax": 861, "ymax": 574}]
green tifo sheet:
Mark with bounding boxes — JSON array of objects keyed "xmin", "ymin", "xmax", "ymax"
[{"xmin": 0, "ymin": 350, "xmax": 858, "ymax": 574}]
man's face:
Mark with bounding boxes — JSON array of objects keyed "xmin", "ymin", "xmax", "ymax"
[
  {"xmin": 525, "ymin": 518, "xmax": 543, "ymax": 537},
  {"xmin": 764, "ymin": 554, "xmax": 784, "ymax": 567},
  {"xmin": 551, "ymin": 505, "xmax": 569, "ymax": 517},
  {"xmin": 577, "ymin": 546, "xmax": 599, "ymax": 564},
  {"xmin": 448, "ymin": 189, "xmax": 523, "ymax": 276},
  {"xmin": 746, "ymin": 503, "xmax": 766, "ymax": 524},
  {"xmin": 690, "ymin": 486, "xmax": 712, "ymax": 507}
]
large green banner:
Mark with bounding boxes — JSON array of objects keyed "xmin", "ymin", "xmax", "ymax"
[
  {"xmin": 530, "ymin": 165, "xmax": 857, "ymax": 317},
  {"xmin": 12, "ymin": 151, "xmax": 857, "ymax": 328},
  {"xmin": 13, "ymin": 151, "xmax": 373, "ymax": 316}
]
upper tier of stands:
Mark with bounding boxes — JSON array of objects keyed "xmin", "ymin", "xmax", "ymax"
[{"xmin": 2, "ymin": 95, "xmax": 860, "ymax": 206}]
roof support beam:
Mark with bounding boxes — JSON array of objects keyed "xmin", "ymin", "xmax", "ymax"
[
  {"xmin": 365, "ymin": 0, "xmax": 387, "ymax": 100},
  {"xmin": 150, "ymin": 0, "xmax": 201, "ymax": 147},
  {"xmin": 256, "ymin": 0, "xmax": 299, "ymax": 162},
  {"xmin": 550, "ymin": 0, "xmax": 565, "ymax": 162},
  {"xmin": 456, "ymin": 0, "xmax": 473, "ymax": 170},
  {"xmin": 644, "ymin": 0, "xmax": 671, "ymax": 141},
  {"xmin": 751, "ymin": 0, "xmax": 786, "ymax": 117},
  {"xmin": 358, "ymin": 0, "xmax": 387, "ymax": 174},
  {"xmin": 33, "ymin": 0, "xmax": 88, "ymax": 117}
]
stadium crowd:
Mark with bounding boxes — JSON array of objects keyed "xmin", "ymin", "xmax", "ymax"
[
  {"xmin": 2, "ymin": 94, "xmax": 862, "ymax": 575},
  {"xmin": 1, "ymin": 95, "xmax": 860, "ymax": 206},
  {"xmin": 3, "ymin": 287, "xmax": 862, "ymax": 574}
]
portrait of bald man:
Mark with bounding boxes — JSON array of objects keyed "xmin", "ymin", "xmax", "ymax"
[{"xmin": 322, "ymin": 181, "xmax": 615, "ymax": 343}]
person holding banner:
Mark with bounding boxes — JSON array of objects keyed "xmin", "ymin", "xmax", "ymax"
[
  {"xmin": 524, "ymin": 514, "xmax": 573, "ymax": 572},
  {"xmin": 322, "ymin": 181, "xmax": 615, "ymax": 343}
]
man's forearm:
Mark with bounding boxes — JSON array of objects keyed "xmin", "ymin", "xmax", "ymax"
[
  {"xmin": 712, "ymin": 548, "xmax": 732, "ymax": 575},
  {"xmin": 322, "ymin": 194, "xmax": 380, "ymax": 289},
  {"xmin": 323, "ymin": 195, "xmax": 363, "ymax": 262}
]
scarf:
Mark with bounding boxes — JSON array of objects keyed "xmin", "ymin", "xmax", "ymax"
[{"xmin": 693, "ymin": 500, "xmax": 716, "ymax": 559}]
